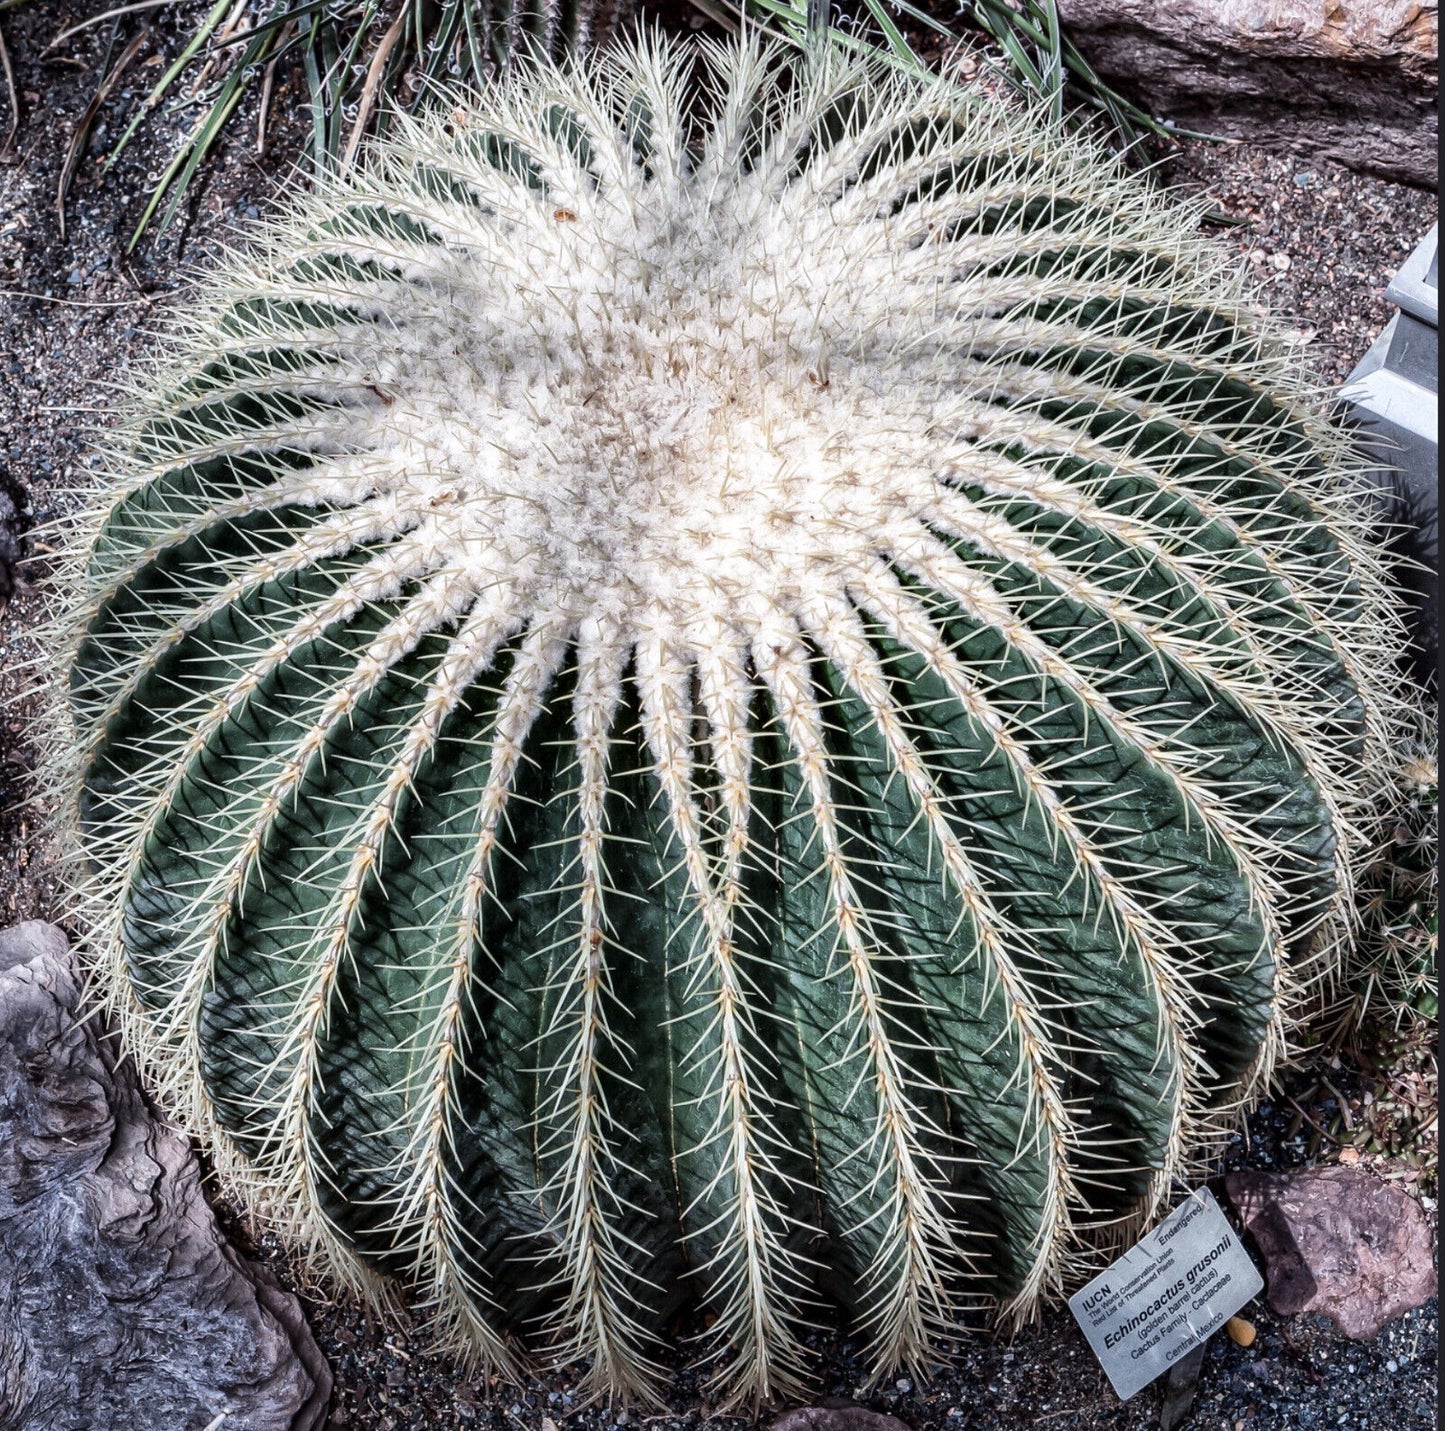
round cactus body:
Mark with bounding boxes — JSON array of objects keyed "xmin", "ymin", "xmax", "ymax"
[{"xmin": 57, "ymin": 37, "xmax": 1405, "ymax": 1404}]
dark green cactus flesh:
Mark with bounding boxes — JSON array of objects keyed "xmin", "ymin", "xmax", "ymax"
[{"xmin": 58, "ymin": 37, "xmax": 1405, "ymax": 1405}]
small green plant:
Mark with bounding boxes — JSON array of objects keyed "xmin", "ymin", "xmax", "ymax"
[
  {"xmin": 51, "ymin": 36, "xmax": 1411, "ymax": 1404},
  {"xmin": 748, "ymin": 0, "xmax": 1192, "ymax": 145},
  {"xmin": 1334, "ymin": 1023, "xmax": 1438, "ymax": 1194}
]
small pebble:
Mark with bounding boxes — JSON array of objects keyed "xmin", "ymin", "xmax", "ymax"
[
  {"xmin": 1293, "ymin": 170, "xmax": 1317, "ymax": 187},
  {"xmin": 1226, "ymin": 1315, "xmax": 1256, "ymax": 1347},
  {"xmin": 1270, "ymin": 253, "xmax": 1292, "ymax": 272}
]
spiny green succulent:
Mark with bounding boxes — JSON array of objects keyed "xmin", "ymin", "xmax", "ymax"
[
  {"xmin": 50, "ymin": 35, "xmax": 1410, "ymax": 1405},
  {"xmin": 1342, "ymin": 725, "xmax": 1437, "ymax": 1032}
]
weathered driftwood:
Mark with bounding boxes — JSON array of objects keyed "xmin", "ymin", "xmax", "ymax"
[{"xmin": 0, "ymin": 922, "xmax": 330, "ymax": 1431}]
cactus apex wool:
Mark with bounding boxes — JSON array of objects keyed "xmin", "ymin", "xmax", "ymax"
[{"xmin": 45, "ymin": 34, "xmax": 1412, "ymax": 1406}]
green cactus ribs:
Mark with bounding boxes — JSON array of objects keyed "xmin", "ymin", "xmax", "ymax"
[{"xmin": 58, "ymin": 35, "xmax": 1405, "ymax": 1407}]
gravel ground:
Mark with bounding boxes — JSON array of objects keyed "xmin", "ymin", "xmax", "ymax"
[{"xmin": 0, "ymin": 4, "xmax": 1436, "ymax": 1428}]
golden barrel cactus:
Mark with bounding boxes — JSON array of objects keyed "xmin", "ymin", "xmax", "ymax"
[{"xmin": 52, "ymin": 36, "xmax": 1409, "ymax": 1405}]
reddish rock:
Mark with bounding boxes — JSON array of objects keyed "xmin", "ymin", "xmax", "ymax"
[{"xmin": 1225, "ymin": 1165, "xmax": 1437, "ymax": 1340}]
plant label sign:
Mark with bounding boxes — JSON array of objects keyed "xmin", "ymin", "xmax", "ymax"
[{"xmin": 1069, "ymin": 1187, "xmax": 1263, "ymax": 1401}]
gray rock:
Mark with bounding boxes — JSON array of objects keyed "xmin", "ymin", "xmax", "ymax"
[
  {"xmin": 1225, "ymin": 1165, "xmax": 1438, "ymax": 1340},
  {"xmin": 0, "ymin": 922, "xmax": 67, "ymax": 976},
  {"xmin": 0, "ymin": 923, "xmax": 331, "ymax": 1431},
  {"xmin": 770, "ymin": 1404, "xmax": 914, "ymax": 1431},
  {"xmin": 1056, "ymin": 0, "xmax": 1438, "ymax": 187}
]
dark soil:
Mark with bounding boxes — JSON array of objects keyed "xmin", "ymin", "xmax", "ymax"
[
  {"xmin": 1160, "ymin": 141, "xmax": 1438, "ymax": 388},
  {"xmin": 0, "ymin": 3, "xmax": 1436, "ymax": 1428}
]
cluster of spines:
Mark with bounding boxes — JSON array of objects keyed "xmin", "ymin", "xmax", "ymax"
[{"xmin": 1337, "ymin": 721, "xmax": 1438, "ymax": 1033}]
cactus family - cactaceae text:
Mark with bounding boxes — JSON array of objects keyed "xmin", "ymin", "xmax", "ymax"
[{"xmin": 54, "ymin": 38, "xmax": 1408, "ymax": 1405}]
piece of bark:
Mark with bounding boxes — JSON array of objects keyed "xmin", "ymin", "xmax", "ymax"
[
  {"xmin": 1056, "ymin": 0, "xmax": 1438, "ymax": 187},
  {"xmin": 0, "ymin": 923, "xmax": 331, "ymax": 1431}
]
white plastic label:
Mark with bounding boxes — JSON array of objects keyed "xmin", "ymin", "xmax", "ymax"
[{"xmin": 1068, "ymin": 1187, "xmax": 1263, "ymax": 1402}]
